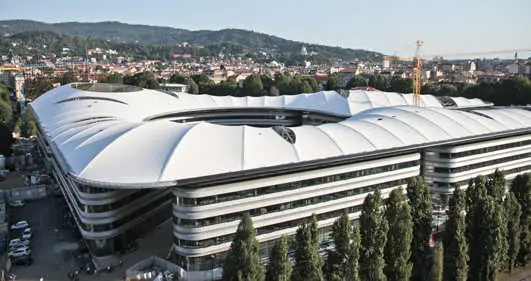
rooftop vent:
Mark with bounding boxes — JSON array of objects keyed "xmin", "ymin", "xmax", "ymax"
[
  {"xmin": 435, "ymin": 96, "xmax": 458, "ymax": 108},
  {"xmin": 272, "ymin": 126, "xmax": 296, "ymax": 144}
]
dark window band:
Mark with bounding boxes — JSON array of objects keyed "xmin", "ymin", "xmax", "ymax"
[
  {"xmin": 439, "ymin": 139, "xmax": 531, "ymax": 159},
  {"xmin": 434, "ymin": 152, "xmax": 531, "ymax": 174},
  {"xmin": 175, "ymin": 178, "xmax": 408, "ymax": 228},
  {"xmin": 177, "ymin": 160, "xmax": 419, "ymax": 207}
]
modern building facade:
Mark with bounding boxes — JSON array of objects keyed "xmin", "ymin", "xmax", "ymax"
[{"xmin": 30, "ymin": 83, "xmax": 531, "ymax": 280}]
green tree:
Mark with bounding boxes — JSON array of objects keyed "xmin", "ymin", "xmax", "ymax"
[
  {"xmin": 21, "ymin": 110, "xmax": 36, "ymax": 138},
  {"xmin": 23, "ymin": 76, "xmax": 54, "ymax": 100},
  {"xmin": 123, "ymin": 71, "xmax": 160, "ymax": 89},
  {"xmin": 243, "ymin": 74, "xmax": 264, "ymax": 96},
  {"xmin": 487, "ymin": 169, "xmax": 508, "ymax": 269},
  {"xmin": 373, "ymin": 75, "xmax": 389, "ymax": 91},
  {"xmin": 511, "ymin": 174, "xmax": 531, "ymax": 266},
  {"xmin": 360, "ymin": 188, "xmax": 388, "ymax": 281},
  {"xmin": 59, "ymin": 71, "xmax": 78, "ymax": 85},
  {"xmin": 187, "ymin": 78, "xmax": 199, "ymax": 94},
  {"xmin": 266, "ymin": 236, "xmax": 292, "ymax": 281},
  {"xmin": 345, "ymin": 75, "xmax": 367, "ymax": 89},
  {"xmin": 465, "ymin": 177, "xmax": 485, "ymax": 278},
  {"xmin": 325, "ymin": 210, "xmax": 360, "ymax": 281},
  {"xmin": 269, "ymin": 86, "xmax": 280, "ymax": 96},
  {"xmin": 0, "ymin": 100, "xmax": 12, "ymax": 124},
  {"xmin": 102, "ymin": 72, "xmax": 123, "ymax": 84},
  {"xmin": 389, "ymin": 77, "xmax": 413, "ymax": 93},
  {"xmin": 191, "ymin": 74, "xmax": 215, "ymax": 93},
  {"xmin": 429, "ymin": 243, "xmax": 444, "ymax": 281},
  {"xmin": 504, "ymin": 192, "xmax": 522, "ymax": 272},
  {"xmin": 443, "ymin": 186, "xmax": 468, "ymax": 281},
  {"xmin": 468, "ymin": 190, "xmax": 504, "ymax": 281},
  {"xmin": 0, "ymin": 122, "xmax": 14, "ymax": 156},
  {"xmin": 487, "ymin": 169, "xmax": 506, "ymax": 203},
  {"xmin": 384, "ymin": 188, "xmax": 413, "ymax": 281},
  {"xmin": 292, "ymin": 215, "xmax": 323, "ymax": 281},
  {"xmin": 406, "ymin": 176, "xmax": 433, "ymax": 281},
  {"xmin": 420, "ymin": 83, "xmax": 441, "ymax": 96},
  {"xmin": 301, "ymin": 76, "xmax": 319, "ymax": 92},
  {"xmin": 222, "ymin": 214, "xmax": 265, "ymax": 281},
  {"xmin": 169, "ymin": 73, "xmax": 188, "ymax": 84},
  {"xmin": 326, "ymin": 73, "xmax": 340, "ymax": 91}
]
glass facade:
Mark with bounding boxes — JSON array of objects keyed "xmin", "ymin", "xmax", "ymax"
[
  {"xmin": 433, "ymin": 164, "xmax": 531, "ymax": 188},
  {"xmin": 80, "ymin": 194, "xmax": 171, "ymax": 232},
  {"xmin": 175, "ymin": 178, "xmax": 407, "ymax": 228},
  {"xmin": 177, "ymin": 160, "xmax": 419, "ymax": 207},
  {"xmin": 438, "ymin": 139, "xmax": 531, "ymax": 159},
  {"xmin": 434, "ymin": 152, "xmax": 531, "ymax": 174}
]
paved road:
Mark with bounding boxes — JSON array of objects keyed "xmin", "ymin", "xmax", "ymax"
[
  {"xmin": 501, "ymin": 265, "xmax": 531, "ymax": 281},
  {"xmin": 8, "ymin": 195, "xmax": 174, "ymax": 281}
]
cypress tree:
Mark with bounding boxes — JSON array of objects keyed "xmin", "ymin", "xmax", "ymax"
[
  {"xmin": 512, "ymin": 173, "xmax": 531, "ymax": 266},
  {"xmin": 384, "ymin": 188, "xmax": 413, "ymax": 281},
  {"xmin": 468, "ymin": 189, "xmax": 504, "ymax": 281},
  {"xmin": 222, "ymin": 213, "xmax": 265, "ymax": 281},
  {"xmin": 504, "ymin": 192, "xmax": 522, "ymax": 272},
  {"xmin": 325, "ymin": 210, "xmax": 360, "ymax": 281},
  {"xmin": 487, "ymin": 170, "xmax": 508, "ymax": 269},
  {"xmin": 266, "ymin": 236, "xmax": 292, "ymax": 281},
  {"xmin": 292, "ymin": 216, "xmax": 323, "ymax": 281},
  {"xmin": 442, "ymin": 186, "xmax": 468, "ymax": 281},
  {"xmin": 360, "ymin": 188, "xmax": 388, "ymax": 281},
  {"xmin": 429, "ymin": 242, "xmax": 444, "ymax": 281},
  {"xmin": 487, "ymin": 169, "xmax": 506, "ymax": 203},
  {"xmin": 406, "ymin": 176, "xmax": 433, "ymax": 281}
]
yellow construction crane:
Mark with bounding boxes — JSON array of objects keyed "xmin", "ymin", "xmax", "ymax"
[
  {"xmin": 384, "ymin": 40, "xmax": 424, "ymax": 106},
  {"xmin": 0, "ymin": 66, "xmax": 21, "ymax": 72},
  {"xmin": 384, "ymin": 43, "xmax": 531, "ymax": 106}
]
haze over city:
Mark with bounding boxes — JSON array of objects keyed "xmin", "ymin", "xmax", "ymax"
[{"xmin": 2, "ymin": 0, "xmax": 531, "ymax": 57}]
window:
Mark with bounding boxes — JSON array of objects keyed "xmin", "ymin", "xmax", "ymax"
[
  {"xmin": 175, "ymin": 178, "xmax": 408, "ymax": 228},
  {"xmin": 434, "ymin": 152, "xmax": 531, "ymax": 174},
  {"xmin": 177, "ymin": 160, "xmax": 419, "ymax": 207},
  {"xmin": 439, "ymin": 139, "xmax": 531, "ymax": 159}
]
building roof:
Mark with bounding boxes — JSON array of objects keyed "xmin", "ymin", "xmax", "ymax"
[{"xmin": 30, "ymin": 83, "xmax": 531, "ymax": 187}]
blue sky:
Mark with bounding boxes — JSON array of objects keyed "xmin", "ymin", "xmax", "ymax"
[{"xmin": 2, "ymin": 0, "xmax": 531, "ymax": 58}]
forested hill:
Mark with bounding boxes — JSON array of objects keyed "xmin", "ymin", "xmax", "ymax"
[{"xmin": 0, "ymin": 20, "xmax": 383, "ymax": 62}]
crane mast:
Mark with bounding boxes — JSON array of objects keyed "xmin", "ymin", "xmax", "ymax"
[{"xmin": 412, "ymin": 40, "xmax": 423, "ymax": 106}]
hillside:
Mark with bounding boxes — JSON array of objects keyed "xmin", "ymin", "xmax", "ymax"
[{"xmin": 0, "ymin": 20, "xmax": 383, "ymax": 62}]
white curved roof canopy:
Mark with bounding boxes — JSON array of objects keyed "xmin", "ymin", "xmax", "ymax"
[{"xmin": 30, "ymin": 84, "xmax": 531, "ymax": 186}]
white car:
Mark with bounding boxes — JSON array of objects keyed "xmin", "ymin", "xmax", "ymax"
[
  {"xmin": 10, "ymin": 220, "xmax": 29, "ymax": 230},
  {"xmin": 9, "ymin": 238, "xmax": 30, "ymax": 248},
  {"xmin": 8, "ymin": 247, "xmax": 31, "ymax": 258},
  {"xmin": 22, "ymin": 228, "xmax": 32, "ymax": 240},
  {"xmin": 9, "ymin": 200, "xmax": 25, "ymax": 207}
]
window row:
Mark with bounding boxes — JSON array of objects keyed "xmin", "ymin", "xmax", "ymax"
[
  {"xmin": 69, "ymin": 188, "xmax": 155, "ymax": 213},
  {"xmin": 175, "ymin": 178, "xmax": 408, "ymax": 228},
  {"xmin": 174, "ymin": 205, "xmax": 364, "ymax": 249},
  {"xmin": 438, "ymin": 139, "xmax": 531, "ymax": 159},
  {"xmin": 433, "ymin": 163, "xmax": 531, "ymax": 188},
  {"xmin": 80, "ymin": 194, "xmax": 172, "ymax": 232},
  {"xmin": 177, "ymin": 159, "xmax": 419, "ymax": 207},
  {"xmin": 434, "ymin": 152, "xmax": 531, "ymax": 174},
  {"xmin": 77, "ymin": 184, "xmax": 112, "ymax": 194}
]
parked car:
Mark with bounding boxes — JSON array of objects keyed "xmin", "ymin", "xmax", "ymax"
[
  {"xmin": 9, "ymin": 238, "xmax": 30, "ymax": 248},
  {"xmin": 22, "ymin": 228, "xmax": 32, "ymax": 240},
  {"xmin": 9, "ymin": 200, "xmax": 25, "ymax": 207},
  {"xmin": 8, "ymin": 247, "xmax": 31, "ymax": 258},
  {"xmin": 10, "ymin": 220, "xmax": 29, "ymax": 230}
]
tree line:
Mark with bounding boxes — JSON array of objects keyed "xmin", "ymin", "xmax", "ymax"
[
  {"xmin": 343, "ymin": 74, "xmax": 531, "ymax": 106},
  {"xmin": 221, "ymin": 171, "xmax": 531, "ymax": 281},
  {"xmin": 0, "ymin": 82, "xmax": 36, "ymax": 157}
]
